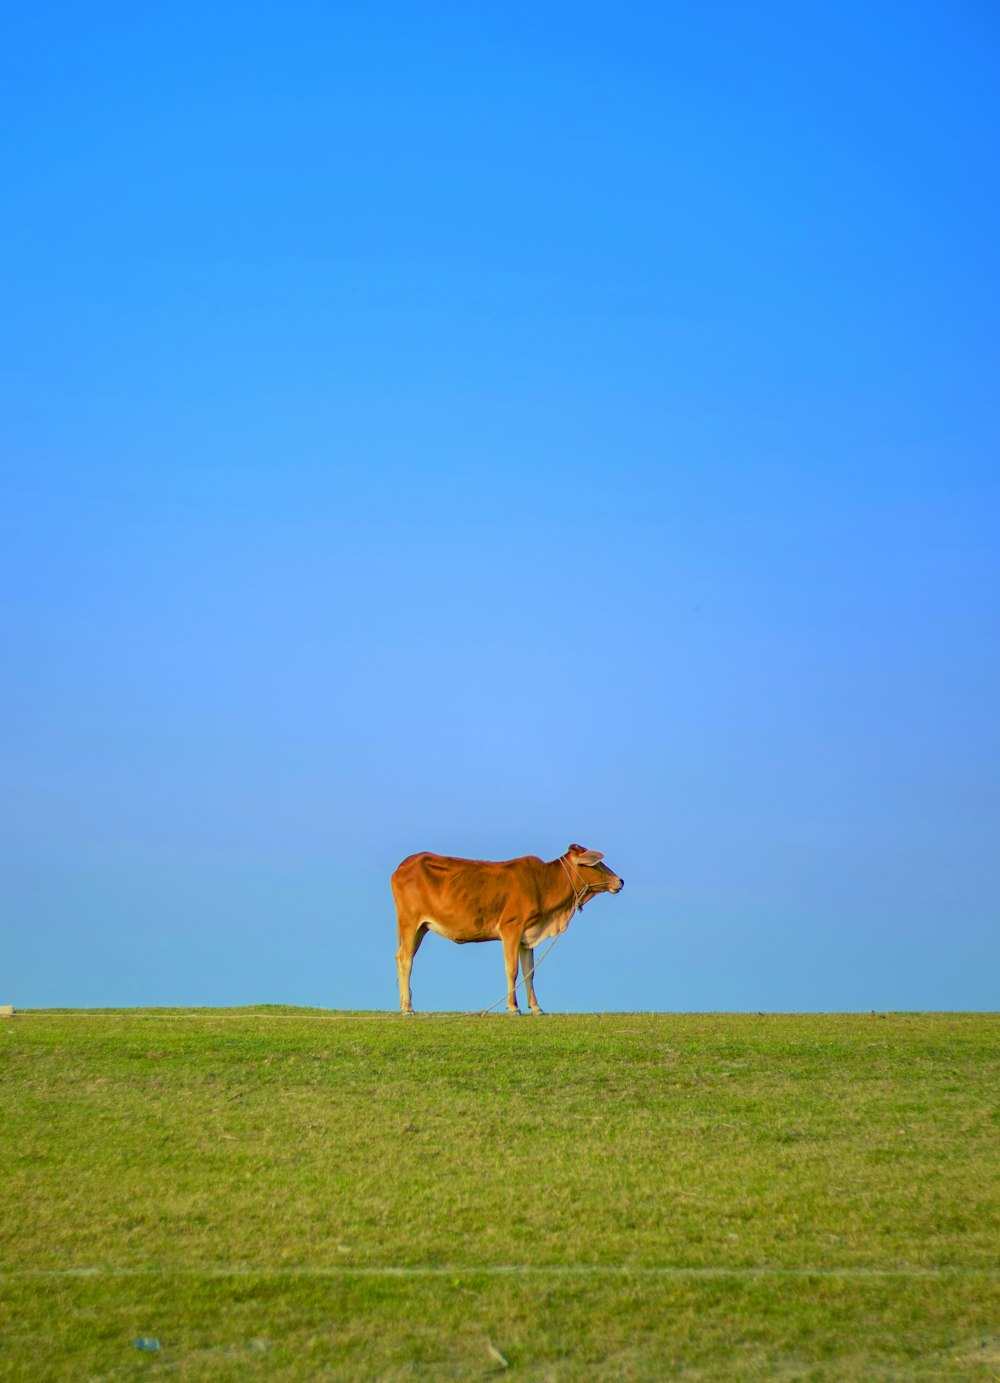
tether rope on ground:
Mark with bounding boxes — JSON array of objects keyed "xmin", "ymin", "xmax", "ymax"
[{"xmin": 10, "ymin": 1011, "xmax": 480, "ymax": 1021}]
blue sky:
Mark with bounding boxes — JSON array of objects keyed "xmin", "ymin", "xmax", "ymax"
[{"xmin": 3, "ymin": 1, "xmax": 998, "ymax": 1011}]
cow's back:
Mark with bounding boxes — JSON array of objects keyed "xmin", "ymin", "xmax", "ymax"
[{"xmin": 391, "ymin": 852, "xmax": 545, "ymax": 933}]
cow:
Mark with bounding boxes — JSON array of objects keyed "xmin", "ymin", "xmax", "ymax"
[{"xmin": 391, "ymin": 843, "xmax": 624, "ymax": 1015}]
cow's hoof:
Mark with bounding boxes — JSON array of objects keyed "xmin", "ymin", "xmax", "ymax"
[
  {"xmin": 503, "ymin": 1009, "xmax": 522, "ymax": 1017},
  {"xmin": 529, "ymin": 1008, "xmax": 547, "ymax": 1016},
  {"xmin": 400, "ymin": 1009, "xmax": 415, "ymax": 1017}
]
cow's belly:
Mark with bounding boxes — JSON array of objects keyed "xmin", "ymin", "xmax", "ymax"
[{"xmin": 423, "ymin": 916, "xmax": 497, "ymax": 943}]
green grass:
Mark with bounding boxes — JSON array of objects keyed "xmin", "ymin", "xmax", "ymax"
[{"xmin": 1, "ymin": 1009, "xmax": 997, "ymax": 1380}]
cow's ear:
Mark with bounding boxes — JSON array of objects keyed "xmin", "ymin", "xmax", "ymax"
[{"xmin": 570, "ymin": 846, "xmax": 604, "ymax": 866}]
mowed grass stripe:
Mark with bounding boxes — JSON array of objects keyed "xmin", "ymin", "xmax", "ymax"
[{"xmin": 5, "ymin": 1263, "xmax": 999, "ymax": 1278}]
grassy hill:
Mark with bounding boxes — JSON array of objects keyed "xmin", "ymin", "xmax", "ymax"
[{"xmin": 1, "ymin": 1009, "xmax": 997, "ymax": 1380}]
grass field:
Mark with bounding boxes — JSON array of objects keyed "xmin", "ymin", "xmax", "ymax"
[{"xmin": 1, "ymin": 1009, "xmax": 997, "ymax": 1381}]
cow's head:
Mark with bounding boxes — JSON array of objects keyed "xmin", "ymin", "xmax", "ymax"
[{"xmin": 566, "ymin": 843, "xmax": 624, "ymax": 896}]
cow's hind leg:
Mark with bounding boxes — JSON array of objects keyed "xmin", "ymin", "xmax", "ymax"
[
  {"xmin": 519, "ymin": 943, "xmax": 544, "ymax": 1015},
  {"xmin": 396, "ymin": 919, "xmax": 426, "ymax": 1015},
  {"xmin": 500, "ymin": 927, "xmax": 522, "ymax": 1015}
]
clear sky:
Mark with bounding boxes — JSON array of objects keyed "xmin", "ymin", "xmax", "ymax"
[{"xmin": 3, "ymin": 1, "xmax": 998, "ymax": 1012}]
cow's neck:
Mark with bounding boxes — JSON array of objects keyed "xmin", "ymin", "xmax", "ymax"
[{"xmin": 554, "ymin": 855, "xmax": 588, "ymax": 916}]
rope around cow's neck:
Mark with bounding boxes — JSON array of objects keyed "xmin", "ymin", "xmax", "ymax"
[
  {"xmin": 477, "ymin": 855, "xmax": 587, "ymax": 1017},
  {"xmin": 559, "ymin": 854, "xmax": 589, "ymax": 913}
]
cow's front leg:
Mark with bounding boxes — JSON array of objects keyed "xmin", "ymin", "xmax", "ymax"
[
  {"xmin": 499, "ymin": 927, "xmax": 522, "ymax": 1014},
  {"xmin": 519, "ymin": 943, "xmax": 543, "ymax": 1014}
]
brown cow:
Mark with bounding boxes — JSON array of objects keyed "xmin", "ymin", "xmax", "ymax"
[{"xmin": 391, "ymin": 843, "xmax": 624, "ymax": 1014}]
